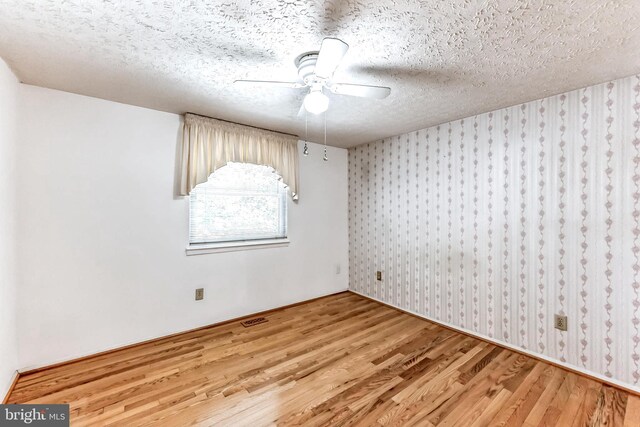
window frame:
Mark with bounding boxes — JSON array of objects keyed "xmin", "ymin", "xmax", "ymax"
[{"xmin": 185, "ymin": 162, "xmax": 290, "ymax": 255}]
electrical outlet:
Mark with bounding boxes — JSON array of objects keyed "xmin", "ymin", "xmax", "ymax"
[
  {"xmin": 554, "ymin": 314, "xmax": 567, "ymax": 331},
  {"xmin": 336, "ymin": 264, "xmax": 341, "ymax": 275},
  {"xmin": 195, "ymin": 288, "xmax": 204, "ymax": 301},
  {"xmin": 376, "ymin": 271, "xmax": 382, "ymax": 281}
]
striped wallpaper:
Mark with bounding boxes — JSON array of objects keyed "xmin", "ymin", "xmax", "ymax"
[{"xmin": 348, "ymin": 73, "xmax": 640, "ymax": 389}]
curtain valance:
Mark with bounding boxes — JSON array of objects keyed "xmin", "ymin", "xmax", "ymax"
[{"xmin": 179, "ymin": 113, "xmax": 299, "ymax": 199}]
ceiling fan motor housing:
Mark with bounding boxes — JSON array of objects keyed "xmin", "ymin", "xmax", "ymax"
[{"xmin": 295, "ymin": 52, "xmax": 321, "ymax": 85}]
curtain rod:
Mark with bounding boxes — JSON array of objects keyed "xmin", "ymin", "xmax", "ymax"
[{"xmin": 185, "ymin": 112, "xmax": 299, "ymax": 138}]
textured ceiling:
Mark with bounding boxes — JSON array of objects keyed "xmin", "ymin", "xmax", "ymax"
[{"xmin": 1, "ymin": 1, "xmax": 639, "ymax": 148}]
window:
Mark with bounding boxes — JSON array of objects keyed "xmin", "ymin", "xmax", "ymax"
[{"xmin": 189, "ymin": 162, "xmax": 288, "ymax": 247}]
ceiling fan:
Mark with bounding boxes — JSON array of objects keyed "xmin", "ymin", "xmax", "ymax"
[{"xmin": 234, "ymin": 38, "xmax": 391, "ymax": 115}]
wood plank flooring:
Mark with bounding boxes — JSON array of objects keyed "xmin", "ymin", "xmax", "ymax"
[{"xmin": 7, "ymin": 292, "xmax": 640, "ymax": 426}]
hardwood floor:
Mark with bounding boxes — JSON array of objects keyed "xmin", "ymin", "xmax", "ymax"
[{"xmin": 7, "ymin": 292, "xmax": 640, "ymax": 426}]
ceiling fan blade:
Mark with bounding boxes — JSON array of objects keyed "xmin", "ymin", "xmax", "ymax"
[
  {"xmin": 234, "ymin": 80, "xmax": 305, "ymax": 89},
  {"xmin": 329, "ymin": 83, "xmax": 391, "ymax": 99},
  {"xmin": 314, "ymin": 38, "xmax": 349, "ymax": 79}
]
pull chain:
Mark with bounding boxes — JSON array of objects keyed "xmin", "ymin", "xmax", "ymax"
[
  {"xmin": 303, "ymin": 109, "xmax": 309, "ymax": 156},
  {"xmin": 323, "ymin": 111, "xmax": 328, "ymax": 161}
]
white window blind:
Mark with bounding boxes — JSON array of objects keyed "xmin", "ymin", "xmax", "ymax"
[{"xmin": 189, "ymin": 162, "xmax": 288, "ymax": 244}]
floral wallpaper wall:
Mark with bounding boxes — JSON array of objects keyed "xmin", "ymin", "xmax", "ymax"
[{"xmin": 348, "ymin": 73, "xmax": 640, "ymax": 388}]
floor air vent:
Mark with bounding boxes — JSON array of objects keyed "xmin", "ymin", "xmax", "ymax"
[{"xmin": 241, "ymin": 317, "xmax": 268, "ymax": 328}]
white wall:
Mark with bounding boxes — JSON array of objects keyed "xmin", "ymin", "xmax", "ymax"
[
  {"xmin": 0, "ymin": 58, "xmax": 19, "ymax": 396},
  {"xmin": 16, "ymin": 85, "xmax": 349, "ymax": 370}
]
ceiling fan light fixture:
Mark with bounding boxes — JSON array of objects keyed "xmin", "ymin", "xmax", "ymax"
[{"xmin": 303, "ymin": 89, "xmax": 329, "ymax": 115}]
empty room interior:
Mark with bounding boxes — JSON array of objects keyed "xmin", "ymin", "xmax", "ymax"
[{"xmin": 2, "ymin": 1, "xmax": 640, "ymax": 426}]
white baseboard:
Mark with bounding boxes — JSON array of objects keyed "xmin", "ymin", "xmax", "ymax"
[{"xmin": 349, "ymin": 289, "xmax": 640, "ymax": 395}]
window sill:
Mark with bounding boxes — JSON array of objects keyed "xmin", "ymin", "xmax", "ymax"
[{"xmin": 185, "ymin": 238, "xmax": 290, "ymax": 255}]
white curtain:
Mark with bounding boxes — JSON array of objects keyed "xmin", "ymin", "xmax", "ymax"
[{"xmin": 180, "ymin": 113, "xmax": 299, "ymax": 199}]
